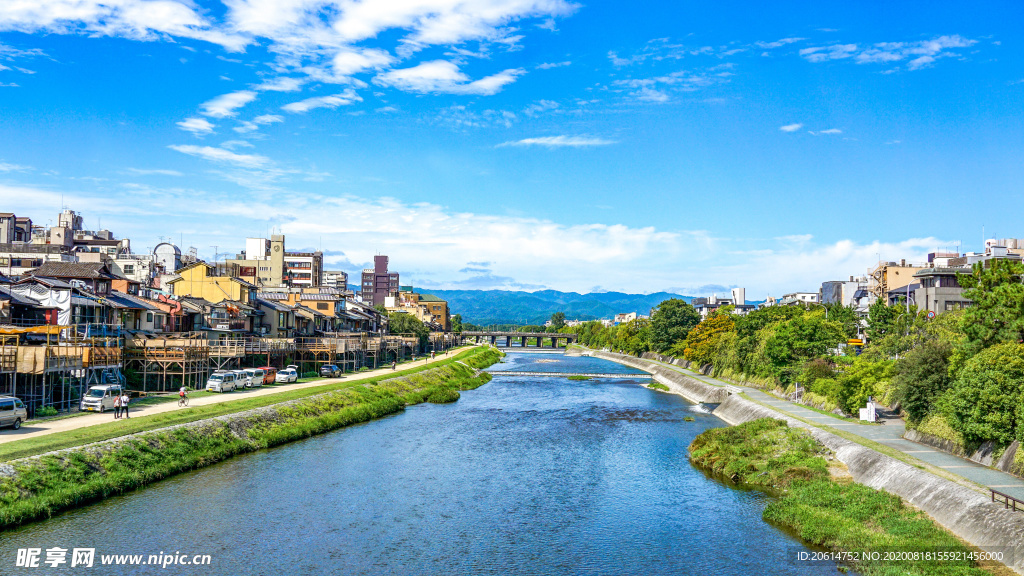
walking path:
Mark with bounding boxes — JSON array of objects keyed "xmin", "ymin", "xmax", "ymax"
[
  {"xmin": 641, "ymin": 356, "xmax": 1024, "ymax": 503},
  {"xmin": 0, "ymin": 350, "xmax": 464, "ymax": 446}
]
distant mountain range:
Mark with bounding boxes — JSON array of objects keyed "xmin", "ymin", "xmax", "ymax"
[{"xmin": 419, "ymin": 289, "xmax": 694, "ymax": 326}]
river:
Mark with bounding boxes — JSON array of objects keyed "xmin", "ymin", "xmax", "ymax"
[{"xmin": 1, "ymin": 351, "xmax": 849, "ymax": 575}]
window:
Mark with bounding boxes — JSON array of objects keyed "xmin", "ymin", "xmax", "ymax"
[
  {"xmin": 123, "ymin": 264, "xmax": 135, "ymax": 275},
  {"xmin": 147, "ymin": 312, "xmax": 154, "ymax": 322},
  {"xmin": 317, "ymin": 302, "xmax": 329, "ymax": 310}
]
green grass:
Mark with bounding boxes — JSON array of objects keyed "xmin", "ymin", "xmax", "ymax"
[
  {"xmin": 647, "ymin": 382, "xmax": 669, "ymax": 391},
  {"xmin": 690, "ymin": 419, "xmax": 996, "ymax": 576},
  {"xmin": 0, "ymin": 347, "xmax": 503, "ymax": 530},
  {"xmin": 0, "ymin": 346, "xmax": 488, "ymax": 462},
  {"xmin": 568, "ymin": 375, "xmax": 592, "ymax": 381}
]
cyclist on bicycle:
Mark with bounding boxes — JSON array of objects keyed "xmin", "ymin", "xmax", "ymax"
[{"xmin": 179, "ymin": 386, "xmax": 188, "ymax": 401}]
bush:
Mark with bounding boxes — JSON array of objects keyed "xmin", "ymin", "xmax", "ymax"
[
  {"xmin": 941, "ymin": 343, "xmax": 1024, "ymax": 445},
  {"xmin": 35, "ymin": 406, "xmax": 58, "ymax": 418},
  {"xmin": 301, "ymin": 371, "xmax": 318, "ymax": 379},
  {"xmin": 892, "ymin": 340, "xmax": 953, "ymax": 424},
  {"xmin": 647, "ymin": 382, "xmax": 669, "ymax": 391}
]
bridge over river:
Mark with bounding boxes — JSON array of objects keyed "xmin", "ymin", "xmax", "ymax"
[{"xmin": 461, "ymin": 331, "xmax": 576, "ymax": 348}]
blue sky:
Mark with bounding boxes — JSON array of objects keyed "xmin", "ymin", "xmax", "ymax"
[{"xmin": 1, "ymin": 0, "xmax": 1022, "ymax": 297}]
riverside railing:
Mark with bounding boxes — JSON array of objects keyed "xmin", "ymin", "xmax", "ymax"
[{"xmin": 992, "ymin": 489, "xmax": 1022, "ymax": 512}]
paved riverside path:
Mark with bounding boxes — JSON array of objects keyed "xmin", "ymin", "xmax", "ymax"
[
  {"xmin": 0, "ymin": 349, "xmax": 468, "ymax": 447},
  {"xmin": 640, "ymin": 356, "xmax": 1024, "ymax": 503}
]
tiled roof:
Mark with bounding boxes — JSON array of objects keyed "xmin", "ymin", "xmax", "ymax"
[{"xmin": 29, "ymin": 261, "xmax": 123, "ymax": 280}]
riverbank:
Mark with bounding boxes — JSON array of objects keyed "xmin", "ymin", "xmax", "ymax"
[
  {"xmin": 573, "ymin": 346, "xmax": 1024, "ymax": 574},
  {"xmin": 690, "ymin": 418, "xmax": 1008, "ymax": 576},
  {"xmin": 0, "ymin": 347, "xmax": 503, "ymax": 530}
]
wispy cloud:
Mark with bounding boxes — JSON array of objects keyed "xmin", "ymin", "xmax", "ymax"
[
  {"xmin": 756, "ymin": 37, "xmax": 806, "ymax": 49},
  {"xmin": 123, "ymin": 168, "xmax": 183, "ymax": 176},
  {"xmin": 234, "ymin": 114, "xmax": 284, "ymax": 134},
  {"xmin": 809, "ymin": 128, "xmax": 842, "ymax": 135},
  {"xmin": 167, "ymin": 145, "xmax": 269, "ymax": 168},
  {"xmin": 779, "ymin": 123, "xmax": 804, "ymax": 132},
  {"xmin": 800, "ymin": 35, "xmax": 977, "ymax": 70},
  {"xmin": 0, "ymin": 161, "xmax": 32, "ymax": 172},
  {"xmin": 282, "ymin": 89, "xmax": 362, "ymax": 113},
  {"xmin": 201, "ymin": 90, "xmax": 257, "ymax": 118},
  {"xmin": 374, "ymin": 60, "xmax": 525, "ymax": 95},
  {"xmin": 497, "ymin": 136, "xmax": 616, "ymax": 148},
  {"xmin": 536, "ymin": 61, "xmax": 571, "ymax": 69},
  {"xmin": 254, "ymin": 77, "xmax": 305, "ymax": 92},
  {"xmin": 176, "ymin": 117, "xmax": 215, "ymax": 136}
]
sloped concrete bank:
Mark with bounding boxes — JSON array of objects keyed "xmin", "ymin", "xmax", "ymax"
[
  {"xmin": 714, "ymin": 394, "xmax": 1024, "ymax": 574},
  {"xmin": 904, "ymin": 429, "xmax": 1023, "ymax": 478},
  {"xmin": 566, "ymin": 348, "xmax": 729, "ymax": 403}
]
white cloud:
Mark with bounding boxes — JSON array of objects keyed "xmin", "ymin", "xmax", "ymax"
[
  {"xmin": 374, "ymin": 60, "xmax": 525, "ymax": 95},
  {"xmin": 779, "ymin": 123, "xmax": 803, "ymax": 132},
  {"xmin": 497, "ymin": 135, "xmax": 616, "ymax": 148},
  {"xmin": 801, "ymin": 35, "xmax": 976, "ymax": 70},
  {"xmin": 0, "ymin": 1, "xmax": 249, "ymax": 51},
  {"xmin": 799, "ymin": 44, "xmax": 858, "ymax": 62},
  {"xmin": 234, "ymin": 114, "xmax": 285, "ymax": 133},
  {"xmin": 176, "ymin": 117, "xmax": 215, "ymax": 136},
  {"xmin": 332, "ymin": 48, "xmax": 395, "ymax": 76},
  {"xmin": 282, "ymin": 89, "xmax": 362, "ymax": 113},
  {"xmin": 756, "ymin": 37, "xmax": 806, "ymax": 49},
  {"xmin": 254, "ymin": 77, "xmax": 305, "ymax": 92},
  {"xmin": 123, "ymin": 168, "xmax": 183, "ymax": 176},
  {"xmin": 201, "ymin": 90, "xmax": 257, "ymax": 118},
  {"xmin": 168, "ymin": 145, "xmax": 269, "ymax": 168},
  {"xmin": 220, "ymin": 140, "xmax": 254, "ymax": 150},
  {"xmin": 0, "ymin": 82, "xmax": 18, "ymax": 87},
  {"xmin": 809, "ymin": 128, "xmax": 842, "ymax": 135},
  {"xmin": 536, "ymin": 61, "xmax": 571, "ymax": 69},
  {"xmin": 0, "ymin": 161, "xmax": 31, "ymax": 172}
]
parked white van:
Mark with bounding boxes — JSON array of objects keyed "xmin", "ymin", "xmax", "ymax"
[
  {"xmin": 276, "ymin": 368, "xmax": 298, "ymax": 383},
  {"xmin": 242, "ymin": 368, "xmax": 266, "ymax": 388},
  {"xmin": 80, "ymin": 385, "xmax": 125, "ymax": 413},
  {"xmin": 0, "ymin": 396, "xmax": 28, "ymax": 430},
  {"xmin": 206, "ymin": 371, "xmax": 238, "ymax": 393}
]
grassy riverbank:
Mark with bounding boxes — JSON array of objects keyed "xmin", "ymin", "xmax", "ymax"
[
  {"xmin": 690, "ymin": 418, "xmax": 1003, "ymax": 576},
  {"xmin": 0, "ymin": 347, "xmax": 503, "ymax": 530}
]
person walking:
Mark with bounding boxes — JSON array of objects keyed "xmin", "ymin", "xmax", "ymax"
[
  {"xmin": 120, "ymin": 391, "xmax": 130, "ymax": 418},
  {"xmin": 113, "ymin": 393, "xmax": 121, "ymax": 419},
  {"xmin": 392, "ymin": 360, "xmax": 397, "ymax": 371}
]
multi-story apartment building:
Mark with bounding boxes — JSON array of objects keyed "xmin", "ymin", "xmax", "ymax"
[
  {"xmin": 284, "ymin": 252, "xmax": 323, "ymax": 287},
  {"xmin": 360, "ymin": 255, "xmax": 399, "ymax": 306},
  {"xmin": 226, "ymin": 235, "xmax": 323, "ymax": 288},
  {"xmin": 322, "ymin": 270, "xmax": 349, "ymax": 290}
]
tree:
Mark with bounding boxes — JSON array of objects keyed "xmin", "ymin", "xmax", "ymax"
[
  {"xmin": 649, "ymin": 299, "xmax": 701, "ymax": 352},
  {"xmin": 958, "ymin": 259, "xmax": 1024, "ymax": 351},
  {"xmin": 387, "ymin": 311, "xmax": 429, "ymax": 347},
  {"xmin": 451, "ymin": 314, "xmax": 463, "ymax": 333},
  {"xmin": 866, "ymin": 299, "xmax": 903, "ymax": 343},
  {"xmin": 763, "ymin": 313, "xmax": 846, "ymax": 382},
  {"xmin": 683, "ymin": 312, "xmax": 735, "ymax": 367},
  {"xmin": 550, "ymin": 312, "xmax": 566, "ymax": 330},
  {"xmin": 941, "ymin": 343, "xmax": 1024, "ymax": 445},
  {"xmin": 892, "ymin": 340, "xmax": 953, "ymax": 424}
]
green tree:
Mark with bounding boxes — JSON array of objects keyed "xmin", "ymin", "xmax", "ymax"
[
  {"xmin": 892, "ymin": 340, "xmax": 953, "ymax": 424},
  {"xmin": 649, "ymin": 298, "xmax": 701, "ymax": 352},
  {"xmin": 549, "ymin": 312, "xmax": 566, "ymax": 330},
  {"xmin": 764, "ymin": 313, "xmax": 846, "ymax": 383},
  {"xmin": 387, "ymin": 311, "xmax": 429, "ymax": 346},
  {"xmin": 958, "ymin": 259, "xmax": 1024, "ymax": 351},
  {"xmin": 942, "ymin": 343, "xmax": 1024, "ymax": 444},
  {"xmin": 451, "ymin": 314, "xmax": 463, "ymax": 333},
  {"xmin": 866, "ymin": 299, "xmax": 903, "ymax": 343}
]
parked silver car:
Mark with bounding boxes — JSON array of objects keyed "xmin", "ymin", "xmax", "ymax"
[
  {"xmin": 0, "ymin": 396, "xmax": 28, "ymax": 430},
  {"xmin": 319, "ymin": 364, "xmax": 342, "ymax": 377}
]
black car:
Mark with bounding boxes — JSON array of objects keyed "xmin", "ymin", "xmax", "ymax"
[{"xmin": 319, "ymin": 364, "xmax": 342, "ymax": 377}]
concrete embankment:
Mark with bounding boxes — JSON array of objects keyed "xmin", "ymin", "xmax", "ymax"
[
  {"xmin": 574, "ymin": 347, "xmax": 1024, "ymax": 574},
  {"xmin": 0, "ymin": 354, "xmax": 499, "ymax": 529},
  {"xmin": 714, "ymin": 394, "xmax": 1024, "ymax": 574},
  {"xmin": 904, "ymin": 428, "xmax": 1023, "ymax": 478},
  {"xmin": 566, "ymin": 348, "xmax": 729, "ymax": 403}
]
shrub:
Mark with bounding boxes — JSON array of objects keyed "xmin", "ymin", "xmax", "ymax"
[
  {"xmin": 35, "ymin": 406, "xmax": 58, "ymax": 418},
  {"xmin": 892, "ymin": 340, "xmax": 953, "ymax": 424},
  {"xmin": 941, "ymin": 343, "xmax": 1024, "ymax": 445},
  {"xmin": 647, "ymin": 382, "xmax": 669, "ymax": 391}
]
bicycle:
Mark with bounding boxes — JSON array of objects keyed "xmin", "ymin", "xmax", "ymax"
[{"xmin": 178, "ymin": 395, "xmax": 189, "ymax": 407}]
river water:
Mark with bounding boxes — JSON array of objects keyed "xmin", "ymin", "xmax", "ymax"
[{"xmin": 1, "ymin": 352, "xmax": 848, "ymax": 575}]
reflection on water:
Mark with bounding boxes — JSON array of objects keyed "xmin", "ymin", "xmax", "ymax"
[{"xmin": 0, "ymin": 352, "xmax": 847, "ymax": 575}]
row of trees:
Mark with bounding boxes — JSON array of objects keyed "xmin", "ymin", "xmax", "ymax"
[{"xmin": 567, "ymin": 260, "xmax": 1024, "ymax": 450}]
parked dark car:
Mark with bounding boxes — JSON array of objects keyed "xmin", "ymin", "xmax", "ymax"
[{"xmin": 320, "ymin": 364, "xmax": 342, "ymax": 377}]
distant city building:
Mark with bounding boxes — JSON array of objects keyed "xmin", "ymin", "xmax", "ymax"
[
  {"xmin": 869, "ymin": 260, "xmax": 926, "ymax": 300},
  {"xmin": 322, "ymin": 270, "xmax": 349, "ymax": 290},
  {"xmin": 360, "ymin": 255, "xmax": 399, "ymax": 307},
  {"xmin": 914, "ymin": 267, "xmax": 972, "ymax": 313},
  {"xmin": 778, "ymin": 292, "xmax": 819, "ymax": 306},
  {"xmin": 225, "ymin": 235, "xmax": 322, "ymax": 288}
]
